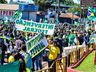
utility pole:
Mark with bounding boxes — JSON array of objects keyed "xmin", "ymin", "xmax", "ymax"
[
  {"xmin": 57, "ymin": 0, "xmax": 60, "ymax": 20},
  {"xmin": 58, "ymin": 0, "xmax": 60, "ymax": 10}
]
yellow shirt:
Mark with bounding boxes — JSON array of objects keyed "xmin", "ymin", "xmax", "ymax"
[
  {"xmin": 48, "ymin": 44, "xmax": 60, "ymax": 60},
  {"xmin": 25, "ymin": 68, "xmax": 30, "ymax": 72},
  {"xmin": 8, "ymin": 55, "xmax": 15, "ymax": 63}
]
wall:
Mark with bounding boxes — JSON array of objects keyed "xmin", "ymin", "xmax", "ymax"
[{"xmin": 0, "ymin": 10, "xmax": 16, "ymax": 20}]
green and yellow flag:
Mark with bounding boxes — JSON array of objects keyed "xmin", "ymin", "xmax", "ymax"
[
  {"xmin": 0, "ymin": 61, "xmax": 20, "ymax": 72},
  {"xmin": 87, "ymin": 7, "xmax": 96, "ymax": 21}
]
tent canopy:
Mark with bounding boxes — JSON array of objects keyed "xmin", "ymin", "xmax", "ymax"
[{"xmin": 59, "ymin": 13, "xmax": 80, "ymax": 19}]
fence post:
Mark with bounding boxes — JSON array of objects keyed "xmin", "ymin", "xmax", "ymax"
[
  {"xmin": 80, "ymin": 47, "xmax": 84, "ymax": 58},
  {"xmin": 74, "ymin": 50, "xmax": 77, "ymax": 63},
  {"xmin": 56, "ymin": 60, "xmax": 59, "ymax": 72},
  {"xmin": 62, "ymin": 57, "xmax": 67, "ymax": 72},
  {"xmin": 77, "ymin": 49, "xmax": 80, "ymax": 61},
  {"xmin": 70, "ymin": 52, "xmax": 74, "ymax": 65},
  {"xmin": 94, "ymin": 43, "xmax": 96, "ymax": 64},
  {"xmin": 67, "ymin": 54, "xmax": 70, "ymax": 67}
]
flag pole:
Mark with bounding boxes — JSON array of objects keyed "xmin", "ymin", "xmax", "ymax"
[{"xmin": 26, "ymin": 32, "xmax": 28, "ymax": 41}]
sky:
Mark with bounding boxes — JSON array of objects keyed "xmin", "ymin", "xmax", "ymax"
[
  {"xmin": 73, "ymin": 0, "xmax": 80, "ymax": 4},
  {"xmin": 6, "ymin": 0, "xmax": 80, "ymax": 4},
  {"xmin": 6, "ymin": 0, "xmax": 34, "ymax": 3}
]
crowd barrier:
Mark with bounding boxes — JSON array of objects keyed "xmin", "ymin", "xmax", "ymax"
[
  {"xmin": 36, "ymin": 44, "xmax": 90, "ymax": 72},
  {"xmin": 35, "ymin": 67, "xmax": 53, "ymax": 72}
]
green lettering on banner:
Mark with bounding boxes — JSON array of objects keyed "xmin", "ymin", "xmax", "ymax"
[
  {"xmin": 45, "ymin": 25, "xmax": 48, "ymax": 29},
  {"xmin": 42, "ymin": 24, "xmax": 45, "ymax": 28},
  {"xmin": 26, "ymin": 33, "xmax": 48, "ymax": 58},
  {"xmin": 27, "ymin": 21, "xmax": 31, "ymax": 26},
  {"xmin": 31, "ymin": 22, "xmax": 34, "ymax": 27},
  {"xmin": 44, "ymin": 30, "xmax": 48, "ymax": 34},
  {"xmin": 23, "ymin": 27, "xmax": 27, "ymax": 31},
  {"xmin": 26, "ymin": 33, "xmax": 44, "ymax": 52},
  {"xmin": 23, "ymin": 27, "xmax": 31, "ymax": 32},
  {"xmin": 37, "ymin": 29, "xmax": 42, "ymax": 33},
  {"xmin": 27, "ymin": 27, "xmax": 30, "ymax": 31},
  {"xmin": 19, "ymin": 19, "xmax": 23, "ymax": 25},
  {"xmin": 30, "ymin": 41, "xmax": 45, "ymax": 58},
  {"xmin": 34, "ymin": 28, "xmax": 37, "ymax": 32},
  {"xmin": 31, "ymin": 28, "xmax": 34, "ymax": 32},
  {"xmin": 38, "ymin": 24, "xmax": 42, "ymax": 28},
  {"xmin": 23, "ymin": 20, "xmax": 26, "ymax": 26},
  {"xmin": 48, "ymin": 25, "xmax": 53, "ymax": 29},
  {"xmin": 15, "ymin": 19, "xmax": 55, "ymax": 35},
  {"xmin": 34, "ymin": 22, "xmax": 38, "ymax": 27}
]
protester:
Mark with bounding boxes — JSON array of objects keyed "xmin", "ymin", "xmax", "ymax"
[
  {"xmin": 8, "ymin": 50, "xmax": 16, "ymax": 63},
  {"xmin": 68, "ymin": 30, "xmax": 76, "ymax": 46},
  {"xmin": 48, "ymin": 39, "xmax": 60, "ymax": 72},
  {"xmin": 34, "ymin": 52, "xmax": 43, "ymax": 71},
  {"xmin": 0, "ymin": 42, "xmax": 7, "ymax": 65}
]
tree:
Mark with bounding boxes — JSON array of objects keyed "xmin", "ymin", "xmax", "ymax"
[
  {"xmin": 60, "ymin": 0, "xmax": 74, "ymax": 6},
  {"xmin": 34, "ymin": 0, "xmax": 46, "ymax": 10},
  {"xmin": 67, "ymin": 6, "xmax": 88, "ymax": 18},
  {"xmin": 34, "ymin": 0, "xmax": 53, "ymax": 10},
  {"xmin": 67, "ymin": 6, "xmax": 80, "ymax": 13},
  {"xmin": 34, "ymin": 0, "xmax": 76, "ymax": 10},
  {"xmin": 0, "ymin": 0, "xmax": 7, "ymax": 3}
]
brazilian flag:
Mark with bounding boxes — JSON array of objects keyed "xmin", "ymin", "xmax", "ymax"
[
  {"xmin": 87, "ymin": 7, "xmax": 96, "ymax": 21},
  {"xmin": 0, "ymin": 61, "xmax": 20, "ymax": 72}
]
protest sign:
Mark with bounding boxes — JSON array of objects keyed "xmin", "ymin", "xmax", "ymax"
[
  {"xmin": 15, "ymin": 19, "xmax": 55, "ymax": 35},
  {"xmin": 30, "ymin": 37, "xmax": 48, "ymax": 58},
  {"xmin": 26, "ymin": 33, "xmax": 48, "ymax": 58},
  {"xmin": 0, "ymin": 61, "xmax": 20, "ymax": 72},
  {"xmin": 26, "ymin": 32, "xmax": 44, "ymax": 52}
]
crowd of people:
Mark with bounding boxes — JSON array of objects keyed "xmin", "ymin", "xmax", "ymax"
[{"xmin": 0, "ymin": 12, "xmax": 96, "ymax": 72}]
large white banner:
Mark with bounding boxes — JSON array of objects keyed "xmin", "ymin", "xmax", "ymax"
[{"xmin": 15, "ymin": 19, "xmax": 55, "ymax": 35}]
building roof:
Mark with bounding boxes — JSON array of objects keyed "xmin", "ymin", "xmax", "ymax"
[
  {"xmin": 59, "ymin": 13, "xmax": 79, "ymax": 19},
  {"xmin": 93, "ymin": 4, "xmax": 96, "ymax": 7},
  {"xmin": 51, "ymin": 4, "xmax": 78, "ymax": 8},
  {"xmin": 0, "ymin": 4, "xmax": 18, "ymax": 10}
]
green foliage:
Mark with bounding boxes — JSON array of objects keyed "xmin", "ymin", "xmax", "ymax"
[
  {"xmin": 61, "ymin": 0, "xmax": 74, "ymax": 6},
  {"xmin": 34, "ymin": 0, "xmax": 46, "ymax": 10},
  {"xmin": 34, "ymin": 0, "xmax": 52, "ymax": 10},
  {"xmin": 0, "ymin": 0, "xmax": 7, "ymax": 3},
  {"xmin": 34, "ymin": 0, "xmax": 46, "ymax": 5},
  {"xmin": 67, "ymin": 4, "xmax": 88, "ymax": 18},
  {"xmin": 34, "ymin": 0, "xmax": 79, "ymax": 10},
  {"xmin": 67, "ymin": 7, "xmax": 80, "ymax": 13}
]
